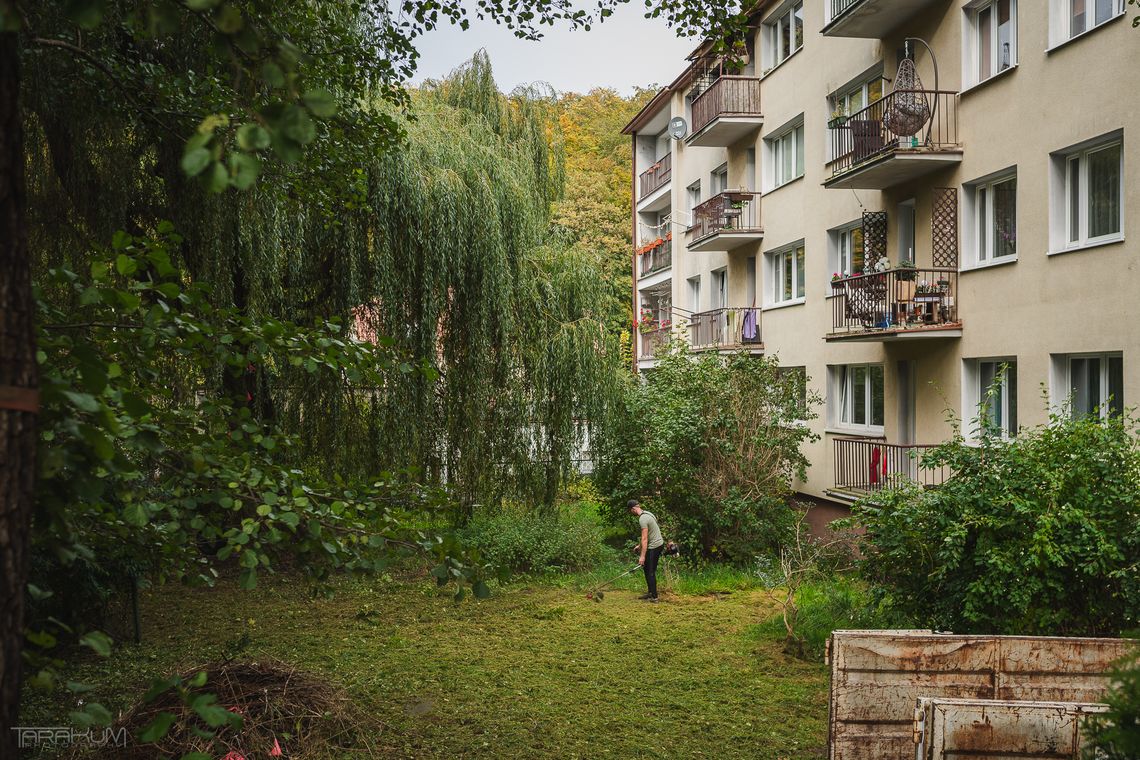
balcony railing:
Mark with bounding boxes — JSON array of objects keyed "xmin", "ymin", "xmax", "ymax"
[
  {"xmin": 638, "ymin": 242, "xmax": 672, "ymax": 277},
  {"xmin": 638, "ymin": 324, "xmax": 671, "ymax": 359},
  {"xmin": 691, "ymin": 76, "xmax": 762, "ymax": 136},
  {"xmin": 829, "ymin": 267, "xmax": 959, "ymax": 337},
  {"xmin": 830, "ymin": 0, "xmax": 860, "ymax": 21},
  {"xmin": 639, "ymin": 153, "xmax": 671, "ymax": 198},
  {"xmin": 834, "ymin": 437, "xmax": 948, "ymax": 493},
  {"xmin": 828, "ymin": 90, "xmax": 959, "ymax": 177},
  {"xmin": 689, "ymin": 307, "xmax": 762, "ymax": 351},
  {"xmin": 689, "ymin": 191, "xmax": 760, "ymax": 242}
]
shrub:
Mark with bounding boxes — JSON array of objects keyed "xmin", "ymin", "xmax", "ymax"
[
  {"xmin": 593, "ymin": 346, "xmax": 820, "ymax": 564},
  {"xmin": 1085, "ymin": 652, "xmax": 1140, "ymax": 759},
  {"xmin": 460, "ymin": 501, "xmax": 614, "ymax": 574},
  {"xmin": 855, "ymin": 410, "xmax": 1140, "ymax": 635}
]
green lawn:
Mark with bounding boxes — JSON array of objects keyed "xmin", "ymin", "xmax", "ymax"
[{"xmin": 25, "ymin": 571, "xmax": 829, "ymax": 759}]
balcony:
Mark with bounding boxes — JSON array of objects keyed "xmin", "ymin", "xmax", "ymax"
[
  {"xmin": 638, "ymin": 324, "xmax": 671, "ymax": 362},
  {"xmin": 688, "ymin": 307, "xmax": 763, "ymax": 352},
  {"xmin": 825, "ymin": 90, "xmax": 961, "ymax": 189},
  {"xmin": 687, "ymin": 191, "xmax": 763, "ymax": 252},
  {"xmin": 638, "ymin": 153, "xmax": 671, "ymax": 201},
  {"xmin": 823, "ymin": 0, "xmax": 946, "ymax": 38},
  {"xmin": 827, "ymin": 267, "xmax": 961, "ymax": 341},
  {"xmin": 637, "ymin": 233, "xmax": 672, "ymax": 283},
  {"xmin": 687, "ymin": 76, "xmax": 762, "ymax": 148},
  {"xmin": 831, "ymin": 437, "xmax": 948, "ymax": 498}
]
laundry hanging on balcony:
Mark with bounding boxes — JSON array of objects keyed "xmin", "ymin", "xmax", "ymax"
[
  {"xmin": 883, "ymin": 56, "xmax": 931, "ymax": 138},
  {"xmin": 742, "ymin": 308, "xmax": 758, "ymax": 341}
]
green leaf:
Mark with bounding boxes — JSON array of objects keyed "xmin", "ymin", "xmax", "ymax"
[
  {"xmin": 70, "ymin": 702, "xmax": 113, "ymax": 728},
  {"xmin": 65, "ymin": 0, "xmax": 104, "ymax": 29},
  {"xmin": 123, "ymin": 502, "xmax": 149, "ymax": 527},
  {"xmin": 184, "ymin": 0, "xmax": 222, "ymax": 9},
  {"xmin": 238, "ymin": 567, "xmax": 257, "ymax": 590},
  {"xmin": 303, "ymin": 88, "xmax": 338, "ymax": 118},
  {"xmin": 256, "ymin": 504, "xmax": 272, "ymax": 517},
  {"xmin": 236, "ymin": 123, "xmax": 271, "ymax": 151},
  {"xmin": 277, "ymin": 511, "xmax": 300, "ymax": 529},
  {"xmin": 261, "ymin": 61, "xmax": 286, "ymax": 88},
  {"xmin": 180, "ymin": 147, "xmax": 211, "ymax": 177},
  {"xmin": 115, "ymin": 254, "xmax": 139, "ymax": 276},
  {"xmin": 80, "ymin": 630, "xmax": 113, "ymax": 657},
  {"xmin": 63, "ymin": 391, "xmax": 100, "ymax": 413},
  {"xmin": 279, "ymin": 105, "xmax": 316, "ymax": 145},
  {"xmin": 216, "ymin": 5, "xmax": 243, "ymax": 34},
  {"xmin": 473, "ymin": 580, "xmax": 491, "ymax": 599},
  {"xmin": 240, "ymin": 549, "xmax": 258, "ymax": 568},
  {"xmin": 228, "ymin": 152, "xmax": 260, "ymax": 190},
  {"xmin": 205, "ymin": 161, "xmax": 228, "ymax": 193},
  {"xmin": 138, "ymin": 711, "xmax": 177, "ymax": 743}
]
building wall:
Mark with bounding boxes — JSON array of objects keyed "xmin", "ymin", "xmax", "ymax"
[{"xmin": 629, "ymin": 0, "xmax": 1138, "ymax": 503}]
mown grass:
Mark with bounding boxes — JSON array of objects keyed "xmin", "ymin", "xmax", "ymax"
[{"xmin": 23, "ymin": 568, "xmax": 829, "ymax": 759}]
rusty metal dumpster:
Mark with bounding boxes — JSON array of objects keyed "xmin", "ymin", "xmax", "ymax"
[
  {"xmin": 913, "ymin": 697, "xmax": 1108, "ymax": 760},
  {"xmin": 826, "ymin": 630, "xmax": 1134, "ymax": 760}
]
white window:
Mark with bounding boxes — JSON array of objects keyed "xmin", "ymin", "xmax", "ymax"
[
  {"xmin": 767, "ymin": 241, "xmax": 805, "ymax": 306},
  {"xmin": 764, "ymin": 1, "xmax": 804, "ymax": 70},
  {"xmin": 767, "ymin": 119, "xmax": 805, "ymax": 189},
  {"xmin": 1051, "ymin": 0, "xmax": 1123, "ymax": 44},
  {"xmin": 828, "ymin": 221, "xmax": 864, "ymax": 281},
  {"xmin": 830, "ymin": 75, "xmax": 884, "ymax": 120},
  {"xmin": 966, "ymin": 0, "xmax": 1016, "ymax": 87},
  {"xmin": 1051, "ymin": 135, "xmax": 1123, "ymax": 251},
  {"xmin": 778, "ymin": 366, "xmax": 809, "ymax": 421},
  {"xmin": 831, "ymin": 364, "xmax": 885, "ymax": 432},
  {"xmin": 713, "ymin": 268, "xmax": 728, "ymax": 308},
  {"xmin": 710, "ymin": 164, "xmax": 728, "ymax": 195},
  {"xmin": 964, "ymin": 358, "xmax": 1018, "ymax": 439},
  {"xmin": 898, "ymin": 199, "xmax": 916, "ymax": 264},
  {"xmin": 966, "ymin": 172, "xmax": 1017, "ymax": 265},
  {"xmin": 686, "ymin": 181, "xmax": 701, "ymax": 223},
  {"xmin": 1053, "ymin": 353, "xmax": 1124, "ymax": 420},
  {"xmin": 687, "ymin": 275, "xmax": 702, "ymax": 312}
]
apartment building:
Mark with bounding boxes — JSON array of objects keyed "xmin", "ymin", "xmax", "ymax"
[{"xmin": 625, "ymin": 0, "xmax": 1135, "ymax": 506}]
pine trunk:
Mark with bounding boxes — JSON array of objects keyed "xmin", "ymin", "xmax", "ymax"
[{"xmin": 0, "ymin": 27, "xmax": 37, "ymax": 756}]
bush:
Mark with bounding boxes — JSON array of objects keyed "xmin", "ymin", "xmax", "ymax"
[
  {"xmin": 593, "ymin": 347, "xmax": 820, "ymax": 564},
  {"xmin": 460, "ymin": 501, "xmax": 614, "ymax": 574},
  {"xmin": 855, "ymin": 410, "xmax": 1140, "ymax": 635},
  {"xmin": 1085, "ymin": 652, "xmax": 1140, "ymax": 759}
]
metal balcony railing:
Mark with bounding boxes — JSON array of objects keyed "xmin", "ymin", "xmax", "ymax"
[
  {"xmin": 638, "ymin": 243, "xmax": 672, "ymax": 277},
  {"xmin": 688, "ymin": 191, "xmax": 760, "ymax": 242},
  {"xmin": 691, "ymin": 76, "xmax": 762, "ymax": 135},
  {"xmin": 830, "ymin": 0, "xmax": 862, "ymax": 22},
  {"xmin": 638, "ymin": 324, "xmax": 671, "ymax": 359},
  {"xmin": 638, "ymin": 153, "xmax": 671, "ymax": 198},
  {"xmin": 833, "ymin": 437, "xmax": 948, "ymax": 493},
  {"xmin": 828, "ymin": 90, "xmax": 959, "ymax": 177},
  {"xmin": 688, "ymin": 307, "xmax": 762, "ymax": 351},
  {"xmin": 829, "ymin": 267, "xmax": 958, "ymax": 335}
]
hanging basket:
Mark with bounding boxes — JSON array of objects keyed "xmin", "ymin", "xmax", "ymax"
[{"xmin": 884, "ymin": 57, "xmax": 931, "ymax": 138}]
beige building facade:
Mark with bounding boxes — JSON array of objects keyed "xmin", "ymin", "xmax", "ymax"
[{"xmin": 625, "ymin": 0, "xmax": 1136, "ymax": 504}]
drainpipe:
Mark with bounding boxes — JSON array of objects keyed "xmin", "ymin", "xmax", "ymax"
[{"xmin": 630, "ymin": 132, "xmax": 638, "ymax": 374}]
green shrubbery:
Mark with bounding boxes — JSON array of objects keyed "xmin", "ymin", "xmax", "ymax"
[
  {"xmin": 593, "ymin": 347, "xmax": 820, "ymax": 564},
  {"xmin": 1085, "ymin": 654, "xmax": 1140, "ymax": 759},
  {"xmin": 460, "ymin": 499, "xmax": 616, "ymax": 574},
  {"xmin": 856, "ymin": 410, "xmax": 1140, "ymax": 635}
]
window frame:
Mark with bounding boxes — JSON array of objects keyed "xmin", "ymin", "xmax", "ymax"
[
  {"xmin": 964, "ymin": 358, "xmax": 1018, "ymax": 440},
  {"xmin": 1051, "ymin": 351, "xmax": 1125, "ymax": 420},
  {"xmin": 830, "ymin": 363, "xmax": 885, "ymax": 434},
  {"xmin": 828, "ymin": 220, "xmax": 864, "ymax": 283},
  {"xmin": 966, "ymin": 171, "xmax": 1018, "ymax": 266},
  {"xmin": 965, "ymin": 0, "xmax": 1017, "ymax": 88},
  {"xmin": 766, "ymin": 240, "xmax": 806, "ymax": 307},
  {"xmin": 767, "ymin": 118, "xmax": 805, "ymax": 190},
  {"xmin": 1050, "ymin": 133, "xmax": 1124, "ymax": 253},
  {"xmin": 1050, "ymin": 0, "xmax": 1124, "ymax": 47},
  {"xmin": 764, "ymin": 1, "xmax": 804, "ymax": 70}
]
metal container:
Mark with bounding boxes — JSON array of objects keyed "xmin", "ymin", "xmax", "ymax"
[
  {"xmin": 913, "ymin": 697, "xmax": 1108, "ymax": 760},
  {"xmin": 827, "ymin": 630, "xmax": 1134, "ymax": 760}
]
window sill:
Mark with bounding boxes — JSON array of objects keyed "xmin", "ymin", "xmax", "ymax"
[
  {"xmin": 826, "ymin": 427, "xmax": 885, "ymax": 438},
  {"xmin": 760, "ymin": 47, "xmax": 803, "ymax": 81},
  {"xmin": 763, "ymin": 297, "xmax": 806, "ymax": 312},
  {"xmin": 960, "ymin": 64, "xmax": 1018, "ymax": 97},
  {"xmin": 763, "ymin": 174, "xmax": 805, "ymax": 196},
  {"xmin": 1046, "ymin": 11, "xmax": 1127, "ymax": 55},
  {"xmin": 961, "ymin": 256, "xmax": 1017, "ymax": 273},
  {"xmin": 1048, "ymin": 236, "xmax": 1125, "ymax": 257}
]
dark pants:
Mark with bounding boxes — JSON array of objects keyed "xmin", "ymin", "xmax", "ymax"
[{"xmin": 643, "ymin": 545, "xmax": 664, "ymax": 597}]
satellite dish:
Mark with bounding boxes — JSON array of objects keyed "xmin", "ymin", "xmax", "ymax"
[{"xmin": 668, "ymin": 116, "xmax": 688, "ymax": 140}]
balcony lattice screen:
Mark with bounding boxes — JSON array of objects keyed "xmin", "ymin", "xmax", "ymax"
[
  {"xmin": 862, "ymin": 210, "xmax": 888, "ymax": 269},
  {"xmin": 932, "ymin": 188, "xmax": 958, "ymax": 268}
]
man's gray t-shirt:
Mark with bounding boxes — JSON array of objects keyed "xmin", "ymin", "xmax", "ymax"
[{"xmin": 639, "ymin": 511, "xmax": 665, "ymax": 549}]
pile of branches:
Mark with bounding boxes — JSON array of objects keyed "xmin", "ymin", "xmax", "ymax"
[{"xmin": 88, "ymin": 660, "xmax": 380, "ymax": 759}]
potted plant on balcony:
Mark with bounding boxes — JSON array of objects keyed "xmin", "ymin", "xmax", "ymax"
[
  {"xmin": 831, "ymin": 272, "xmax": 847, "ymax": 292},
  {"xmin": 828, "ymin": 106, "xmax": 848, "ymax": 129},
  {"xmin": 895, "ymin": 260, "xmax": 917, "ymax": 281}
]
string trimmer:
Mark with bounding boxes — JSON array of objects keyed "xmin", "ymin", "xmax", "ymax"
[{"xmin": 585, "ymin": 564, "xmax": 642, "ymax": 602}]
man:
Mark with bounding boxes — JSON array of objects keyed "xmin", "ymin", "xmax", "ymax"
[{"xmin": 628, "ymin": 499, "xmax": 665, "ymax": 601}]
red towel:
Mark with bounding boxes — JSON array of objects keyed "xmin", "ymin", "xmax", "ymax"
[{"xmin": 869, "ymin": 446, "xmax": 880, "ymax": 485}]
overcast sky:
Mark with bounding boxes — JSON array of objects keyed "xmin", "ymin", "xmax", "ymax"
[{"xmin": 411, "ymin": 3, "xmax": 697, "ymax": 95}]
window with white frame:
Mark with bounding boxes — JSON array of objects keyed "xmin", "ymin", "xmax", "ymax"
[
  {"xmin": 1053, "ymin": 353, "xmax": 1124, "ymax": 420},
  {"xmin": 966, "ymin": 172, "xmax": 1017, "ymax": 265},
  {"xmin": 964, "ymin": 358, "xmax": 1018, "ymax": 439},
  {"xmin": 767, "ymin": 119, "xmax": 805, "ymax": 189},
  {"xmin": 710, "ymin": 164, "xmax": 728, "ymax": 195},
  {"xmin": 764, "ymin": 1, "xmax": 803, "ymax": 70},
  {"xmin": 1051, "ymin": 134, "xmax": 1123, "ymax": 251},
  {"xmin": 686, "ymin": 181, "xmax": 701, "ymax": 222},
  {"xmin": 767, "ymin": 241, "xmax": 805, "ymax": 305},
  {"xmin": 1051, "ymin": 0, "xmax": 1123, "ymax": 44},
  {"xmin": 687, "ymin": 275, "xmax": 701, "ymax": 312},
  {"xmin": 966, "ymin": 0, "xmax": 1016, "ymax": 87},
  {"xmin": 777, "ymin": 365, "xmax": 809, "ymax": 421},
  {"xmin": 828, "ymin": 221, "xmax": 864, "ymax": 281},
  {"xmin": 830, "ymin": 364, "xmax": 885, "ymax": 432},
  {"xmin": 830, "ymin": 74, "xmax": 884, "ymax": 120}
]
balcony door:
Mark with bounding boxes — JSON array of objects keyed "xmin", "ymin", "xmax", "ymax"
[{"xmin": 897, "ymin": 360, "xmax": 917, "ymax": 479}]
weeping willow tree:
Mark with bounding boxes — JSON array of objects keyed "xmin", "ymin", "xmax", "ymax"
[{"xmin": 26, "ymin": 42, "xmax": 619, "ymax": 513}]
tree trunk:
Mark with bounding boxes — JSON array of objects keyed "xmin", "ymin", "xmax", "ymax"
[{"xmin": 0, "ymin": 27, "xmax": 37, "ymax": 757}]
